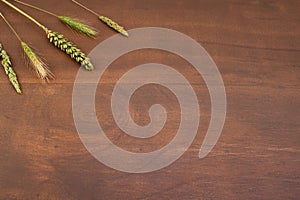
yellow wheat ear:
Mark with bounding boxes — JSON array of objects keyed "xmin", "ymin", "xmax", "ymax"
[
  {"xmin": 0, "ymin": 11, "xmax": 53, "ymax": 81},
  {"xmin": 14, "ymin": 0, "xmax": 98, "ymax": 38},
  {"xmin": 98, "ymin": 15, "xmax": 128, "ymax": 37},
  {"xmin": 72, "ymin": 0, "xmax": 129, "ymax": 36}
]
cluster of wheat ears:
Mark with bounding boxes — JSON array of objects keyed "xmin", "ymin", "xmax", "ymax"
[{"xmin": 0, "ymin": 0, "xmax": 128, "ymax": 94}]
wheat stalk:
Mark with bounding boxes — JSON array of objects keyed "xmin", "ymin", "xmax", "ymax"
[
  {"xmin": 72, "ymin": 0, "xmax": 129, "ymax": 37},
  {"xmin": 14, "ymin": 0, "xmax": 97, "ymax": 38},
  {"xmin": 0, "ymin": 12, "xmax": 53, "ymax": 81},
  {"xmin": 1, "ymin": 0, "xmax": 94, "ymax": 71},
  {"xmin": 0, "ymin": 43, "xmax": 22, "ymax": 94}
]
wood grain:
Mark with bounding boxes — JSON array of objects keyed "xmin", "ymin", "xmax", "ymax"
[{"xmin": 0, "ymin": 0, "xmax": 299, "ymax": 199}]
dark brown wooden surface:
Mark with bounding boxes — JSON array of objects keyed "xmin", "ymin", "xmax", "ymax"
[{"xmin": 0, "ymin": 0, "xmax": 299, "ymax": 199}]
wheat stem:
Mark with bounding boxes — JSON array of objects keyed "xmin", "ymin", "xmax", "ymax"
[
  {"xmin": 1, "ymin": 0, "xmax": 47, "ymax": 32},
  {"xmin": 13, "ymin": 0, "xmax": 57, "ymax": 17},
  {"xmin": 71, "ymin": 0, "xmax": 129, "ymax": 36},
  {"xmin": 71, "ymin": 0, "xmax": 100, "ymax": 16},
  {"xmin": 0, "ymin": 12, "xmax": 22, "ymax": 42}
]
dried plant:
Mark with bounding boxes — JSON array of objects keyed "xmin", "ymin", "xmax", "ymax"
[
  {"xmin": 1, "ymin": 0, "xmax": 94, "ymax": 70},
  {"xmin": 0, "ymin": 12, "xmax": 53, "ymax": 81},
  {"xmin": 72, "ymin": 0, "xmax": 129, "ymax": 37},
  {"xmin": 0, "ymin": 43, "xmax": 22, "ymax": 94},
  {"xmin": 14, "ymin": 0, "xmax": 97, "ymax": 38}
]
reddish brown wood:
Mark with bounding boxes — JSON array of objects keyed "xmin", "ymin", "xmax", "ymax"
[{"xmin": 0, "ymin": 0, "xmax": 299, "ymax": 199}]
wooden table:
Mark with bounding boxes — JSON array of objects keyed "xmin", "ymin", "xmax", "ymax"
[{"xmin": 0, "ymin": 0, "xmax": 299, "ymax": 199}]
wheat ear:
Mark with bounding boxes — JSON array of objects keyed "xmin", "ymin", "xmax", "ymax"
[
  {"xmin": 98, "ymin": 16, "xmax": 128, "ymax": 37},
  {"xmin": 0, "ymin": 43, "xmax": 22, "ymax": 94},
  {"xmin": 47, "ymin": 30, "xmax": 93, "ymax": 70},
  {"xmin": 14, "ymin": 0, "xmax": 97, "ymax": 38},
  {"xmin": 21, "ymin": 42, "xmax": 54, "ymax": 80},
  {"xmin": 58, "ymin": 16, "xmax": 97, "ymax": 38},
  {"xmin": 71, "ymin": 0, "xmax": 129, "ymax": 36},
  {"xmin": 1, "ymin": 0, "xmax": 94, "ymax": 70},
  {"xmin": 0, "ymin": 12, "xmax": 53, "ymax": 81}
]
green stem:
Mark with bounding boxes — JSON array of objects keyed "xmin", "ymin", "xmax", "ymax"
[
  {"xmin": 1, "ymin": 0, "xmax": 48, "ymax": 32},
  {"xmin": 13, "ymin": 0, "xmax": 57, "ymax": 18},
  {"xmin": 71, "ymin": 0, "xmax": 100, "ymax": 16},
  {"xmin": 0, "ymin": 12, "xmax": 22, "ymax": 42}
]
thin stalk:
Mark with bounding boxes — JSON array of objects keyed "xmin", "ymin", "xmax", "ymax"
[
  {"xmin": 0, "ymin": 12, "xmax": 22, "ymax": 42},
  {"xmin": 13, "ymin": 0, "xmax": 57, "ymax": 17},
  {"xmin": 71, "ymin": 0, "xmax": 100, "ymax": 16},
  {"xmin": 1, "ymin": 0, "xmax": 48, "ymax": 31}
]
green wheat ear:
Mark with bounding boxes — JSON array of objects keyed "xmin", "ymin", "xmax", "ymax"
[
  {"xmin": 13, "ymin": 0, "xmax": 98, "ymax": 38},
  {"xmin": 47, "ymin": 30, "xmax": 94, "ymax": 71},
  {"xmin": 58, "ymin": 16, "xmax": 97, "ymax": 37},
  {"xmin": 0, "ymin": 43, "xmax": 22, "ymax": 94},
  {"xmin": 72, "ymin": 0, "xmax": 129, "ymax": 37},
  {"xmin": 21, "ymin": 42, "xmax": 54, "ymax": 80}
]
